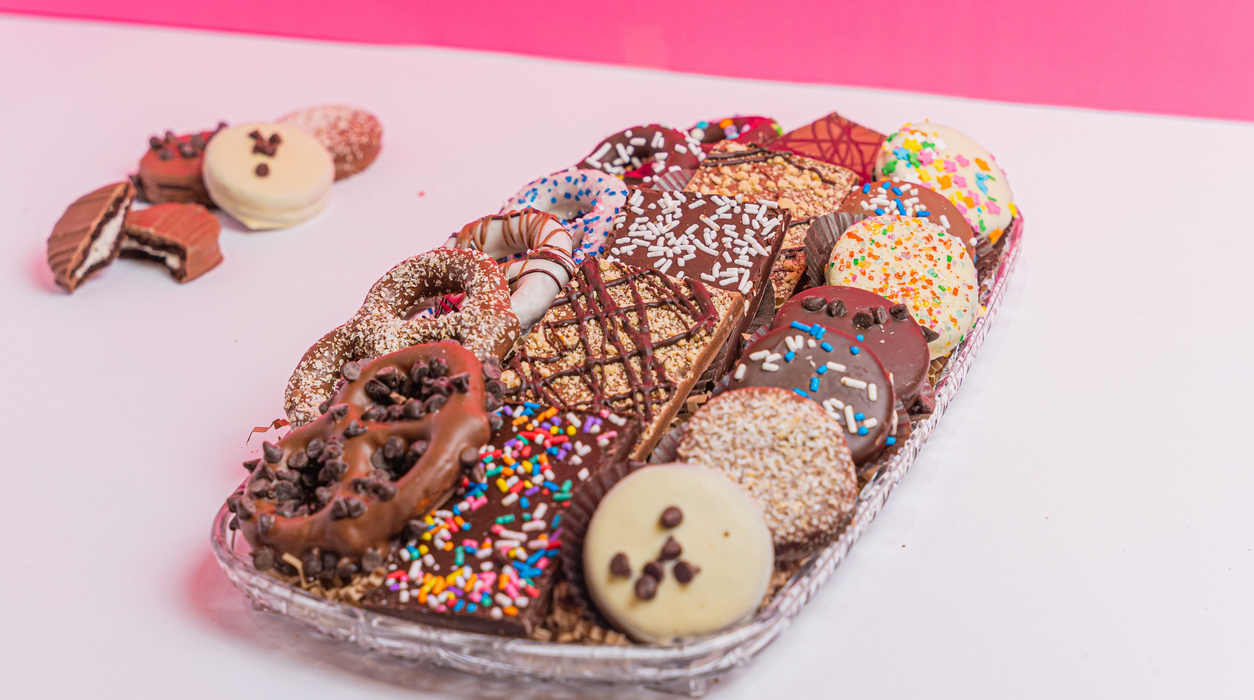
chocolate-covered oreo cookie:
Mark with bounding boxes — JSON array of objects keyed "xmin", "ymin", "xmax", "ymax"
[
  {"xmin": 774, "ymin": 286, "xmax": 929, "ymax": 405},
  {"xmin": 137, "ymin": 125, "xmax": 224, "ymax": 207},
  {"xmin": 730, "ymin": 323, "xmax": 896, "ymax": 464},
  {"xmin": 839, "ymin": 179, "xmax": 976, "ymax": 255}
]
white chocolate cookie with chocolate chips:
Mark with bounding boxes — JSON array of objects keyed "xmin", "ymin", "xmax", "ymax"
[
  {"xmin": 203, "ymin": 122, "xmax": 334, "ymax": 230},
  {"xmin": 582, "ymin": 463, "xmax": 774, "ymax": 644}
]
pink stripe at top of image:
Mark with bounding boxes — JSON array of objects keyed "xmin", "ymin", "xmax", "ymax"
[{"xmin": 3, "ymin": 0, "xmax": 1252, "ymax": 122}]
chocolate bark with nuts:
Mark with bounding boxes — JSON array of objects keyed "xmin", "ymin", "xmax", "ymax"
[
  {"xmin": 120, "ymin": 203, "xmax": 223, "ymax": 282},
  {"xmin": 603, "ymin": 188, "xmax": 790, "ymax": 345},
  {"xmin": 773, "ymin": 286, "xmax": 930, "ymax": 406},
  {"xmin": 502, "ymin": 257, "xmax": 746, "ymax": 460},
  {"xmin": 137, "ymin": 125, "xmax": 224, "ymax": 207},
  {"xmin": 46, "ymin": 181, "xmax": 136, "ymax": 293},
  {"xmin": 365, "ymin": 405, "xmax": 641, "ymax": 637},
  {"xmin": 232, "ymin": 341, "xmax": 490, "ymax": 572}
]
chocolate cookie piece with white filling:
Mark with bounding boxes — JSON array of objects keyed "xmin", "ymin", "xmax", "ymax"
[
  {"xmin": 46, "ymin": 181, "xmax": 136, "ymax": 293},
  {"xmin": 602, "ymin": 188, "xmax": 790, "ymax": 341},
  {"xmin": 502, "ymin": 257, "xmax": 745, "ymax": 460},
  {"xmin": 774, "ymin": 286, "xmax": 930, "ymax": 406},
  {"xmin": 137, "ymin": 125, "xmax": 224, "ymax": 207},
  {"xmin": 676, "ymin": 387, "xmax": 859, "ymax": 560},
  {"xmin": 121, "ymin": 203, "xmax": 223, "ymax": 283},
  {"xmin": 728, "ymin": 323, "xmax": 897, "ymax": 465},
  {"xmin": 364, "ymin": 404, "xmax": 641, "ymax": 637}
]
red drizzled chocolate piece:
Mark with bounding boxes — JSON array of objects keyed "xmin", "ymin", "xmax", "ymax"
[{"xmin": 767, "ymin": 112, "xmax": 886, "ymax": 183}]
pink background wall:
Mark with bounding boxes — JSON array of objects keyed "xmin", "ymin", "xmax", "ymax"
[{"xmin": 4, "ymin": 0, "xmax": 1252, "ymax": 122}]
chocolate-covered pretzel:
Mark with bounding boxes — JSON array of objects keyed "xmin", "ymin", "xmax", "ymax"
[
  {"xmin": 284, "ymin": 248, "xmax": 519, "ymax": 427},
  {"xmin": 234, "ymin": 341, "xmax": 493, "ymax": 570}
]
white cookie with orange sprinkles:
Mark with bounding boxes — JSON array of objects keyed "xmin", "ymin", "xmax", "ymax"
[{"xmin": 825, "ymin": 215, "xmax": 976, "ymax": 358}]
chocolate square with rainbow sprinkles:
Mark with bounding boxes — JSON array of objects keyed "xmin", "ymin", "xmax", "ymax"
[{"xmin": 364, "ymin": 404, "xmax": 641, "ymax": 637}]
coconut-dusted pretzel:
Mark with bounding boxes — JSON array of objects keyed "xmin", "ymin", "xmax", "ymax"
[
  {"xmin": 233, "ymin": 342, "xmax": 494, "ymax": 573},
  {"xmin": 284, "ymin": 248, "xmax": 518, "ymax": 427},
  {"xmin": 446, "ymin": 208, "xmax": 576, "ymax": 331}
]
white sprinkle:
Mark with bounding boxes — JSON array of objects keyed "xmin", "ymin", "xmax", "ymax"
[
  {"xmin": 841, "ymin": 377, "xmax": 868, "ymax": 390},
  {"xmin": 868, "ymin": 383, "xmax": 878, "ymax": 401},
  {"xmin": 827, "ymin": 362, "xmax": 847, "ymax": 372},
  {"xmin": 862, "ymin": 417, "xmax": 879, "ymax": 429},
  {"xmin": 577, "ymin": 467, "xmax": 590, "ymax": 480},
  {"xmin": 522, "ymin": 519, "xmax": 547, "ymax": 532},
  {"xmin": 749, "ymin": 350, "xmax": 770, "ymax": 361},
  {"xmin": 844, "ymin": 405, "xmax": 858, "ymax": 434},
  {"xmin": 734, "ymin": 363, "xmax": 747, "ymax": 380},
  {"xmin": 762, "ymin": 362, "xmax": 780, "ymax": 372}
]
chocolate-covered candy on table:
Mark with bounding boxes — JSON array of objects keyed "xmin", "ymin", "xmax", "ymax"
[
  {"xmin": 729, "ymin": 323, "xmax": 896, "ymax": 464},
  {"xmin": 202, "ymin": 122, "xmax": 335, "ymax": 230},
  {"xmin": 278, "ymin": 105, "xmax": 383, "ymax": 181},
  {"xmin": 46, "ymin": 181, "xmax": 136, "ymax": 293},
  {"xmin": 686, "ymin": 116, "xmax": 782, "ymax": 152},
  {"xmin": 602, "ymin": 188, "xmax": 790, "ymax": 341},
  {"xmin": 580, "ymin": 463, "xmax": 774, "ymax": 644},
  {"xmin": 839, "ymin": 178, "xmax": 976, "ymax": 256},
  {"xmin": 502, "ymin": 257, "xmax": 746, "ymax": 460},
  {"xmin": 766, "ymin": 112, "xmax": 886, "ymax": 184},
  {"xmin": 676, "ymin": 387, "xmax": 859, "ymax": 560},
  {"xmin": 774, "ymin": 286, "xmax": 930, "ymax": 406},
  {"xmin": 120, "ymin": 203, "xmax": 223, "ymax": 283},
  {"xmin": 364, "ymin": 404, "xmax": 641, "ymax": 637},
  {"xmin": 232, "ymin": 341, "xmax": 491, "ymax": 577},
  {"xmin": 137, "ymin": 124, "xmax": 224, "ymax": 207}
]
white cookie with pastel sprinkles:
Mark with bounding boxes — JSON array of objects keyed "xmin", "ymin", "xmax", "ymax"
[
  {"xmin": 825, "ymin": 216, "xmax": 977, "ymax": 359},
  {"xmin": 875, "ymin": 123, "xmax": 1015, "ymax": 245}
]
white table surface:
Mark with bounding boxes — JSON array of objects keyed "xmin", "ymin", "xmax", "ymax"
[{"xmin": 2, "ymin": 15, "xmax": 1252, "ymax": 699}]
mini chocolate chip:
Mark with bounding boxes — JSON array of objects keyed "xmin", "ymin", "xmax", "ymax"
[
  {"xmin": 370, "ymin": 449, "xmax": 388, "ymax": 471},
  {"xmin": 405, "ymin": 440, "xmax": 428, "ymax": 463},
  {"xmin": 852, "ymin": 311, "xmax": 874, "ymax": 329},
  {"xmin": 158, "ymin": 149, "xmax": 173, "ymax": 161},
  {"xmin": 449, "ymin": 372, "xmax": 471, "ymax": 392},
  {"xmin": 459, "ymin": 445, "xmax": 480, "ymax": 466},
  {"xmin": 659, "ymin": 506, "xmax": 683, "ymax": 528},
  {"xmin": 374, "ymin": 482, "xmax": 397, "ymax": 501},
  {"xmin": 269, "ymin": 132, "xmax": 282, "ymax": 145},
  {"xmin": 340, "ymin": 361, "xmax": 361, "ymax": 381},
  {"xmin": 362, "ymin": 406, "xmax": 384, "ymax": 422},
  {"xmin": 346, "ymin": 497, "xmax": 366, "ymax": 518},
  {"xmin": 248, "ymin": 479, "xmax": 271, "ymax": 498},
  {"xmin": 485, "ymin": 379, "xmax": 505, "ymax": 398},
  {"xmin": 229, "ymin": 515, "xmax": 239, "ymax": 530},
  {"xmin": 385, "ymin": 404, "xmax": 405, "ymax": 421},
  {"xmin": 178, "ymin": 142, "xmax": 196, "ymax": 158},
  {"xmin": 609, "ymin": 552, "xmax": 631, "ymax": 577},
  {"xmin": 361, "ymin": 550, "xmax": 381, "ymax": 571},
  {"xmin": 305, "ymin": 438, "xmax": 325, "ymax": 459},
  {"xmin": 383, "ymin": 436, "xmax": 405, "ymax": 460},
  {"xmin": 247, "ymin": 129, "xmax": 262, "ymax": 140},
  {"xmin": 252, "ymin": 547, "xmax": 276, "ymax": 571},
  {"xmin": 635, "ymin": 574, "xmax": 658, "ymax": 600},
  {"xmin": 427, "ymin": 377, "xmax": 452, "ymax": 396},
  {"xmin": 890, "ymin": 303, "xmax": 911, "ymax": 321},
  {"xmin": 489, "ymin": 412, "xmax": 503, "ymax": 430},
  {"xmin": 365, "ymin": 379, "xmax": 392, "ymax": 403},
  {"xmin": 190, "ymin": 133, "xmax": 206, "ymax": 149},
  {"xmin": 318, "ymin": 400, "xmax": 331, "ymax": 415},
  {"xmin": 148, "ymin": 136, "xmax": 163, "ymax": 150},
  {"xmin": 216, "ymin": 121, "xmax": 228, "ymax": 132},
  {"xmin": 481, "ymin": 358, "xmax": 502, "ymax": 380},
  {"xmin": 272, "ymin": 481, "xmax": 299, "ymax": 501},
  {"xmin": 401, "ymin": 400, "xmax": 424, "ymax": 420},
  {"xmin": 314, "ymin": 486, "xmax": 334, "ymax": 504},
  {"xmin": 801, "ymin": 296, "xmax": 825, "ymax": 312},
  {"xmin": 329, "ymin": 499, "xmax": 347, "ymax": 519},
  {"xmin": 257, "ymin": 513, "xmax": 275, "ymax": 534},
  {"xmin": 164, "ymin": 130, "xmax": 177, "ymax": 143},
  {"xmin": 828, "ymin": 299, "xmax": 848, "ymax": 317},
  {"xmin": 242, "ymin": 458, "xmax": 260, "ymax": 472},
  {"xmin": 226, "ymin": 494, "xmax": 241, "ymax": 513},
  {"xmin": 262, "ymin": 441, "xmax": 283, "ymax": 463},
  {"xmin": 485, "ymin": 393, "xmax": 503, "ymax": 412},
  {"xmin": 659, "ymin": 536, "xmax": 682, "ymax": 561},
  {"xmin": 343, "ymin": 420, "xmax": 366, "ymax": 438},
  {"xmin": 673, "ymin": 560, "xmax": 700, "ymax": 583},
  {"xmin": 423, "ymin": 394, "xmax": 447, "ymax": 413},
  {"xmin": 327, "ymin": 405, "xmax": 349, "ymax": 423},
  {"xmin": 643, "ymin": 561, "xmax": 664, "ymax": 581},
  {"xmin": 287, "ymin": 451, "xmax": 309, "ymax": 470},
  {"xmin": 275, "ymin": 468, "xmax": 300, "ymax": 483},
  {"xmin": 921, "ymin": 326, "xmax": 940, "ymax": 342},
  {"xmin": 236, "ymin": 498, "xmax": 255, "ymax": 520},
  {"xmin": 376, "ymin": 365, "xmax": 399, "ymax": 387},
  {"xmin": 255, "ymin": 163, "xmax": 269, "ymax": 177},
  {"xmin": 872, "ymin": 305, "xmax": 889, "ymax": 325},
  {"xmin": 410, "ymin": 363, "xmax": 430, "ymax": 384},
  {"xmin": 429, "ymin": 357, "xmax": 448, "ymax": 378},
  {"xmin": 335, "ymin": 557, "xmax": 358, "ymax": 581},
  {"xmin": 302, "ymin": 549, "xmax": 323, "ymax": 575}
]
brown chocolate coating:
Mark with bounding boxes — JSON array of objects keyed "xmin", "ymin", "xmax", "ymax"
[
  {"xmin": 237, "ymin": 341, "xmax": 490, "ymax": 564},
  {"xmin": 365, "ymin": 405, "xmax": 642, "ymax": 636},
  {"xmin": 839, "ymin": 179, "xmax": 977, "ymax": 255},
  {"xmin": 579, "ymin": 124, "xmax": 704, "ymax": 187},
  {"xmin": 774, "ymin": 286, "xmax": 930, "ymax": 406},
  {"xmin": 46, "ymin": 181, "xmax": 135, "ymax": 293},
  {"xmin": 120, "ymin": 203, "xmax": 222, "ymax": 282},
  {"xmin": 284, "ymin": 248, "xmax": 520, "ymax": 427},
  {"xmin": 730, "ymin": 325, "xmax": 895, "ymax": 464},
  {"xmin": 767, "ymin": 112, "xmax": 886, "ymax": 183},
  {"xmin": 138, "ymin": 127, "xmax": 222, "ymax": 207}
]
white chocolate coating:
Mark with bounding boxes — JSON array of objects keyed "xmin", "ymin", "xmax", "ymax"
[
  {"xmin": 202, "ymin": 123, "xmax": 334, "ymax": 230},
  {"xmin": 875, "ymin": 123, "xmax": 1015, "ymax": 244},
  {"xmin": 582, "ymin": 463, "xmax": 774, "ymax": 644}
]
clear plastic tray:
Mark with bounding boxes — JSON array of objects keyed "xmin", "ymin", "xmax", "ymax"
[{"xmin": 211, "ymin": 217, "xmax": 1024, "ymax": 696}]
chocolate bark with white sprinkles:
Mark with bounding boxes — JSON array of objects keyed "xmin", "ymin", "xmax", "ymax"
[
  {"xmin": 602, "ymin": 188, "xmax": 790, "ymax": 340},
  {"xmin": 364, "ymin": 404, "xmax": 641, "ymax": 636},
  {"xmin": 502, "ymin": 257, "xmax": 745, "ymax": 460},
  {"xmin": 729, "ymin": 323, "xmax": 897, "ymax": 464}
]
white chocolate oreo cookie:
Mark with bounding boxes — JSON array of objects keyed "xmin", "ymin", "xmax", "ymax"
[
  {"xmin": 202, "ymin": 122, "xmax": 334, "ymax": 230},
  {"xmin": 582, "ymin": 463, "xmax": 774, "ymax": 644}
]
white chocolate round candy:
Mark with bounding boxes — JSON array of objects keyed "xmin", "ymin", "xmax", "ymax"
[
  {"xmin": 826, "ymin": 215, "xmax": 977, "ymax": 358},
  {"xmin": 203, "ymin": 122, "xmax": 334, "ymax": 230},
  {"xmin": 582, "ymin": 463, "xmax": 774, "ymax": 644},
  {"xmin": 875, "ymin": 122, "xmax": 1015, "ymax": 245}
]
